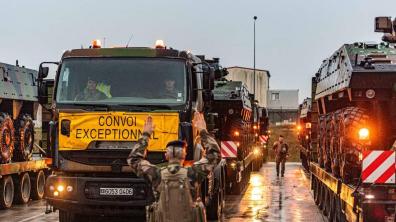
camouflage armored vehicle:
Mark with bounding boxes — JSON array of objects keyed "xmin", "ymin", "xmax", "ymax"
[
  {"xmin": 313, "ymin": 39, "xmax": 396, "ymax": 182},
  {"xmin": 0, "ymin": 62, "xmax": 50, "ymax": 209},
  {"xmin": 308, "ymin": 17, "xmax": 396, "ymax": 222}
]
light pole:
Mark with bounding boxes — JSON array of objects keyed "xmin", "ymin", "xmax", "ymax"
[{"xmin": 253, "ymin": 16, "xmax": 257, "ymax": 101}]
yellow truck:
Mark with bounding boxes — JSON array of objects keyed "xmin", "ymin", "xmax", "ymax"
[{"xmin": 38, "ymin": 41, "xmax": 226, "ymax": 221}]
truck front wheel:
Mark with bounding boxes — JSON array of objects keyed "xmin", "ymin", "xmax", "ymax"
[
  {"xmin": 59, "ymin": 210, "xmax": 89, "ymax": 222},
  {"xmin": 206, "ymin": 192, "xmax": 221, "ymax": 220}
]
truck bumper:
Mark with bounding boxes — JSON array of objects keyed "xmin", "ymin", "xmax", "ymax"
[{"xmin": 46, "ymin": 175, "xmax": 153, "ymax": 216}]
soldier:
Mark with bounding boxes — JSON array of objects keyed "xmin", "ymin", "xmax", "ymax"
[
  {"xmin": 127, "ymin": 113, "xmax": 221, "ymax": 222},
  {"xmin": 273, "ymin": 135, "xmax": 289, "ymax": 177},
  {"xmin": 75, "ymin": 78, "xmax": 107, "ymax": 101},
  {"xmin": 161, "ymin": 79, "xmax": 179, "ymax": 99}
]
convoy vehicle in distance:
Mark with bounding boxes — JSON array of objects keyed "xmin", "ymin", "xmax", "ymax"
[
  {"xmin": 305, "ymin": 17, "xmax": 396, "ymax": 221},
  {"xmin": 38, "ymin": 40, "xmax": 226, "ymax": 221},
  {"xmin": 212, "ymin": 79, "xmax": 255, "ymax": 194},
  {"xmin": 297, "ymin": 97, "xmax": 312, "ymax": 171},
  {"xmin": 0, "ymin": 62, "xmax": 50, "ymax": 209}
]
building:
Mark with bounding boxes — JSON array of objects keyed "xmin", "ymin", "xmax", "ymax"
[
  {"xmin": 267, "ymin": 89, "xmax": 299, "ymax": 125},
  {"xmin": 226, "ymin": 66, "xmax": 270, "ymax": 107}
]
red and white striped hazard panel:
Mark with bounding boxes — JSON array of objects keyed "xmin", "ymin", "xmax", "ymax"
[
  {"xmin": 221, "ymin": 141, "xmax": 238, "ymax": 158},
  {"xmin": 259, "ymin": 135, "xmax": 268, "ymax": 143},
  {"xmin": 362, "ymin": 150, "xmax": 395, "ymax": 184}
]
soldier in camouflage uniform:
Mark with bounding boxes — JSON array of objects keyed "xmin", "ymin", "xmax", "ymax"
[
  {"xmin": 127, "ymin": 113, "xmax": 220, "ymax": 222},
  {"xmin": 273, "ymin": 135, "xmax": 289, "ymax": 177}
]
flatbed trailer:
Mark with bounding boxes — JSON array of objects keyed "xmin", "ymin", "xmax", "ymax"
[
  {"xmin": 310, "ymin": 162, "xmax": 396, "ymax": 222},
  {"xmin": 0, "ymin": 154, "xmax": 50, "ymax": 209}
]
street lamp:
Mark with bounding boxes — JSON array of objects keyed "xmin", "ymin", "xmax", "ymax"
[{"xmin": 253, "ymin": 16, "xmax": 257, "ymax": 101}]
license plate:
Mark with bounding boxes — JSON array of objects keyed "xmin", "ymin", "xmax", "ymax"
[{"xmin": 99, "ymin": 187, "xmax": 134, "ymax": 196}]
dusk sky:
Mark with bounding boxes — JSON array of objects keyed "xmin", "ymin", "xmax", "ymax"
[{"xmin": 1, "ymin": 0, "xmax": 396, "ymax": 101}]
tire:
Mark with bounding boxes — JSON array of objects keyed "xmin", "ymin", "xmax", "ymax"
[
  {"xmin": 318, "ymin": 116, "xmax": 326, "ymax": 168},
  {"xmin": 206, "ymin": 192, "xmax": 221, "ymax": 220},
  {"xmin": 327, "ymin": 193, "xmax": 335, "ymax": 222},
  {"xmin": 231, "ymin": 179, "xmax": 242, "ymax": 195},
  {"xmin": 339, "ymin": 107, "xmax": 368, "ymax": 184},
  {"xmin": 14, "ymin": 114, "xmax": 34, "ymax": 161},
  {"xmin": 14, "ymin": 172, "xmax": 31, "ymax": 204},
  {"xmin": 330, "ymin": 112, "xmax": 341, "ymax": 178},
  {"xmin": 0, "ymin": 176, "xmax": 14, "ymax": 209},
  {"xmin": 0, "ymin": 113, "xmax": 14, "ymax": 163},
  {"xmin": 322, "ymin": 188, "xmax": 330, "ymax": 217},
  {"xmin": 59, "ymin": 210, "xmax": 89, "ymax": 222},
  {"xmin": 252, "ymin": 158, "xmax": 261, "ymax": 171},
  {"xmin": 313, "ymin": 179, "xmax": 320, "ymax": 206},
  {"xmin": 318, "ymin": 183, "xmax": 324, "ymax": 210},
  {"xmin": 31, "ymin": 170, "xmax": 45, "ymax": 200}
]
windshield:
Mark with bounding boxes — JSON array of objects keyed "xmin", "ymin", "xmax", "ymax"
[{"xmin": 56, "ymin": 58, "xmax": 187, "ymax": 105}]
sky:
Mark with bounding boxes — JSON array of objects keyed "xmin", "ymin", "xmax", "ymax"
[{"xmin": 1, "ymin": 0, "xmax": 396, "ymax": 102}]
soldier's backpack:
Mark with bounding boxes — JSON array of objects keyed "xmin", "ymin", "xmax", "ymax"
[{"xmin": 147, "ymin": 166, "xmax": 207, "ymax": 222}]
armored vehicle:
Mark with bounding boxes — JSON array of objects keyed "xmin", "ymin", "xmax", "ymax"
[
  {"xmin": 211, "ymin": 78, "xmax": 258, "ymax": 194},
  {"xmin": 38, "ymin": 40, "xmax": 226, "ymax": 221},
  {"xmin": 0, "ymin": 62, "xmax": 50, "ymax": 209},
  {"xmin": 309, "ymin": 17, "xmax": 396, "ymax": 222},
  {"xmin": 297, "ymin": 97, "xmax": 312, "ymax": 171}
]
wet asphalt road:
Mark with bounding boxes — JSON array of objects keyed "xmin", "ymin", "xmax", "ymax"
[{"xmin": 0, "ymin": 162, "xmax": 325, "ymax": 222}]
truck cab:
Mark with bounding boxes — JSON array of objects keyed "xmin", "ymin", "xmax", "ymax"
[{"xmin": 38, "ymin": 41, "xmax": 224, "ymax": 221}]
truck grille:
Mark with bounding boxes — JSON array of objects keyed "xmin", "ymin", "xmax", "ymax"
[{"xmin": 84, "ymin": 181, "xmax": 149, "ymax": 201}]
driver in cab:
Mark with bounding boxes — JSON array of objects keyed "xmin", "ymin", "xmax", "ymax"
[{"xmin": 75, "ymin": 77, "xmax": 107, "ymax": 101}]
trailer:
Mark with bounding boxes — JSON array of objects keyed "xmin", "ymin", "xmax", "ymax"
[
  {"xmin": 305, "ymin": 17, "xmax": 396, "ymax": 221},
  {"xmin": 311, "ymin": 162, "xmax": 396, "ymax": 222},
  {"xmin": 0, "ymin": 62, "xmax": 50, "ymax": 209}
]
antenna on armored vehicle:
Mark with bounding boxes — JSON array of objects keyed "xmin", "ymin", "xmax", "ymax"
[{"xmin": 375, "ymin": 16, "xmax": 396, "ymax": 43}]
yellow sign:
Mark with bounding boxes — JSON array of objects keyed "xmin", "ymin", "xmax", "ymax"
[{"xmin": 58, "ymin": 112, "xmax": 179, "ymax": 151}]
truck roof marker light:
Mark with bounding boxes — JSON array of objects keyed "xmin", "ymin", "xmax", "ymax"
[
  {"xmin": 359, "ymin": 128, "xmax": 370, "ymax": 140},
  {"xmin": 91, "ymin": 39, "xmax": 102, "ymax": 48},
  {"xmin": 155, "ymin": 40, "xmax": 165, "ymax": 49}
]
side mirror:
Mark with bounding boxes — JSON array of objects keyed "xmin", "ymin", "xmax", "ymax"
[
  {"xmin": 37, "ymin": 62, "xmax": 58, "ymax": 105},
  {"xmin": 38, "ymin": 66, "xmax": 49, "ymax": 79},
  {"xmin": 206, "ymin": 113, "xmax": 218, "ymax": 133},
  {"xmin": 203, "ymin": 67, "xmax": 215, "ymax": 91}
]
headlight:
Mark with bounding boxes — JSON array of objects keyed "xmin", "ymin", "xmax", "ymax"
[
  {"xmin": 230, "ymin": 162, "xmax": 237, "ymax": 169},
  {"xmin": 358, "ymin": 128, "xmax": 370, "ymax": 140},
  {"xmin": 66, "ymin": 186, "xmax": 73, "ymax": 192},
  {"xmin": 57, "ymin": 185, "xmax": 65, "ymax": 192},
  {"xmin": 253, "ymin": 148, "xmax": 260, "ymax": 155},
  {"xmin": 365, "ymin": 194, "xmax": 375, "ymax": 199}
]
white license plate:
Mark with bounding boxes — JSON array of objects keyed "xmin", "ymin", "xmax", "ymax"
[{"xmin": 99, "ymin": 187, "xmax": 134, "ymax": 196}]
